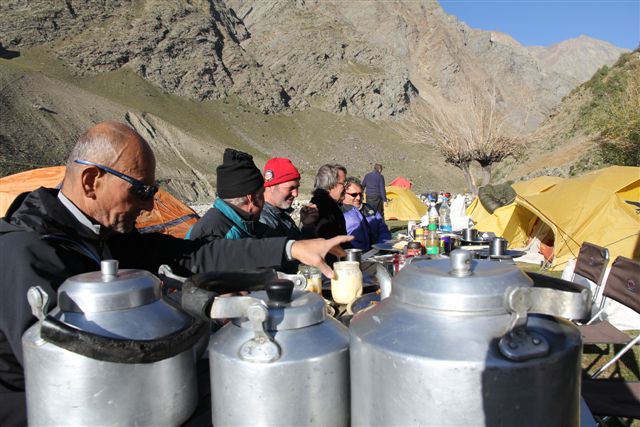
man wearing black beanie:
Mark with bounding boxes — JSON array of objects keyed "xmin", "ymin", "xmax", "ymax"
[{"xmin": 187, "ymin": 148, "xmax": 267, "ymax": 240}]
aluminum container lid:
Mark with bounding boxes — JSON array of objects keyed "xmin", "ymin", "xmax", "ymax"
[
  {"xmin": 57, "ymin": 260, "xmax": 160, "ymax": 313},
  {"xmin": 236, "ymin": 289, "xmax": 327, "ymax": 331},
  {"xmin": 393, "ymin": 250, "xmax": 533, "ymax": 313}
]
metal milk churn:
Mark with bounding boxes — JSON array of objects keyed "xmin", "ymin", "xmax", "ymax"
[
  {"xmin": 350, "ymin": 250, "xmax": 591, "ymax": 427},
  {"xmin": 22, "ymin": 260, "xmax": 207, "ymax": 426},
  {"xmin": 208, "ymin": 278, "xmax": 350, "ymax": 427}
]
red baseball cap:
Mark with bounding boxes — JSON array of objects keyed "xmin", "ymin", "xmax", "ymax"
[{"xmin": 263, "ymin": 158, "xmax": 301, "ymax": 187}]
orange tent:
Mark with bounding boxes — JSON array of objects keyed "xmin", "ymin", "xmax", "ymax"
[
  {"xmin": 0, "ymin": 166, "xmax": 199, "ymax": 238},
  {"xmin": 136, "ymin": 192, "xmax": 199, "ymax": 238},
  {"xmin": 389, "ymin": 176, "xmax": 412, "ymax": 189},
  {"xmin": 0, "ymin": 166, "xmax": 67, "ymax": 214}
]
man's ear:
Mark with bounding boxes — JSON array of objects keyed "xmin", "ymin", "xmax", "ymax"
[{"xmin": 80, "ymin": 167, "xmax": 101, "ymax": 199}]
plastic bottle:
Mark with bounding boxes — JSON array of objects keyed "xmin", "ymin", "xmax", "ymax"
[
  {"xmin": 428, "ymin": 202, "xmax": 439, "ymax": 230},
  {"xmin": 439, "ymin": 198, "xmax": 452, "ymax": 232},
  {"xmin": 425, "ymin": 223, "xmax": 440, "ymax": 256}
]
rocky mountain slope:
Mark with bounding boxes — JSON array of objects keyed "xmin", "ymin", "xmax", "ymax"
[
  {"xmin": 0, "ymin": 50, "xmax": 445, "ymax": 200},
  {"xmin": 529, "ymin": 35, "xmax": 629, "ymax": 84},
  {"xmin": 281, "ymin": 1, "xmax": 627, "ymax": 130},
  {"xmin": 497, "ymin": 49, "xmax": 640, "ymax": 181},
  {"xmin": 0, "ymin": 0, "xmax": 629, "ymax": 201}
]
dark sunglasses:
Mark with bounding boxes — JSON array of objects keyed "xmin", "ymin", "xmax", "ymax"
[
  {"xmin": 346, "ymin": 192, "xmax": 362, "ymax": 198},
  {"xmin": 74, "ymin": 159, "xmax": 158, "ymax": 201}
]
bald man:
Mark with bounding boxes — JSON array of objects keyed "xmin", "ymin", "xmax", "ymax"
[{"xmin": 0, "ymin": 122, "xmax": 350, "ymax": 426}]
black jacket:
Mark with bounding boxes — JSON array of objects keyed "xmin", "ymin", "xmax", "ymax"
[
  {"xmin": 302, "ymin": 189, "xmax": 349, "ymax": 265},
  {"xmin": 259, "ymin": 202, "xmax": 305, "ymax": 240},
  {"xmin": 0, "ymin": 187, "xmax": 288, "ymax": 425},
  {"xmin": 259, "ymin": 202, "xmax": 315, "ymax": 273},
  {"xmin": 303, "ymin": 189, "xmax": 347, "ymax": 240}
]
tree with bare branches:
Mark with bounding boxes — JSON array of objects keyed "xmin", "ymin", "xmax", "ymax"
[{"xmin": 414, "ymin": 86, "xmax": 522, "ymax": 194}]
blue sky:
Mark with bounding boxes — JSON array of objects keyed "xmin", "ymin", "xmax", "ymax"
[{"xmin": 439, "ymin": 0, "xmax": 640, "ymax": 50}]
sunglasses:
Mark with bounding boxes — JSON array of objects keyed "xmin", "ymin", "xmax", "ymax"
[
  {"xmin": 346, "ymin": 192, "xmax": 362, "ymax": 198},
  {"xmin": 74, "ymin": 159, "xmax": 159, "ymax": 201}
]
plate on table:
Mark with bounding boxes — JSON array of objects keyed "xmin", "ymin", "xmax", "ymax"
[
  {"xmin": 475, "ymin": 249, "xmax": 527, "ymax": 259},
  {"xmin": 368, "ymin": 254, "xmax": 396, "ymax": 263},
  {"xmin": 372, "ymin": 240, "xmax": 406, "ymax": 253}
]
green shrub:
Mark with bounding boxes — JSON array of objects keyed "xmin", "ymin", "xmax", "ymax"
[
  {"xmin": 579, "ymin": 52, "xmax": 640, "ymax": 166},
  {"xmin": 597, "ymin": 133, "xmax": 640, "ymax": 166}
]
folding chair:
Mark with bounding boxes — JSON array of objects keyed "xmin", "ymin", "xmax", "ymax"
[
  {"xmin": 571, "ymin": 242, "xmax": 609, "ymax": 307},
  {"xmin": 582, "ymin": 379, "xmax": 640, "ymax": 420},
  {"xmin": 580, "ymin": 256, "xmax": 640, "ymax": 421}
]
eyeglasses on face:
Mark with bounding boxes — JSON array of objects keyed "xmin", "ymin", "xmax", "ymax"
[
  {"xmin": 346, "ymin": 192, "xmax": 362, "ymax": 198},
  {"xmin": 74, "ymin": 159, "xmax": 158, "ymax": 201}
]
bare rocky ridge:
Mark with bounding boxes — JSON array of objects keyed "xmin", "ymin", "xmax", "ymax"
[
  {"xmin": 0, "ymin": 62, "xmax": 226, "ymax": 197},
  {"xmin": 3, "ymin": 0, "xmax": 625, "ymax": 125},
  {"xmin": 530, "ymin": 35, "xmax": 629, "ymax": 84},
  {"xmin": 0, "ymin": 0, "xmax": 629, "ymax": 200},
  {"xmin": 0, "ymin": 0, "xmax": 416, "ymax": 119},
  {"xmin": 228, "ymin": 0, "xmax": 417, "ymax": 119},
  {"xmin": 124, "ymin": 112, "xmax": 218, "ymax": 201},
  {"xmin": 1, "ymin": 0, "xmax": 289, "ymax": 113},
  {"xmin": 311, "ymin": 1, "xmax": 627, "ymax": 130},
  {"xmin": 500, "ymin": 49, "xmax": 640, "ymax": 181},
  {"xmin": 0, "ymin": 63, "xmax": 127, "ymax": 174}
]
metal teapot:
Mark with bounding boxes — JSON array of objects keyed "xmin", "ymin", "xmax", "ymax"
[
  {"xmin": 22, "ymin": 260, "xmax": 206, "ymax": 426},
  {"xmin": 350, "ymin": 250, "xmax": 591, "ymax": 427},
  {"xmin": 183, "ymin": 275, "xmax": 350, "ymax": 427}
]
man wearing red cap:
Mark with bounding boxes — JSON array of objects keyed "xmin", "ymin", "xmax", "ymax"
[
  {"xmin": 260, "ymin": 158, "xmax": 314, "ymax": 273},
  {"xmin": 260, "ymin": 158, "xmax": 308, "ymax": 239}
]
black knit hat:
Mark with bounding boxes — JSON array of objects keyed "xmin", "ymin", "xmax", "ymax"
[{"xmin": 216, "ymin": 148, "xmax": 264, "ymax": 198}]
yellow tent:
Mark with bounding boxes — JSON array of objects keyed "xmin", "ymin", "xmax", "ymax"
[
  {"xmin": 467, "ymin": 175, "xmax": 564, "ymax": 249},
  {"xmin": 468, "ymin": 166, "xmax": 640, "ymax": 270},
  {"xmin": 0, "ymin": 166, "xmax": 199, "ymax": 238},
  {"xmin": 383, "ymin": 186, "xmax": 427, "ymax": 221}
]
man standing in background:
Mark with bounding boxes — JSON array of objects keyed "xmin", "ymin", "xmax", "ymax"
[{"xmin": 361, "ymin": 163, "xmax": 387, "ymax": 218}]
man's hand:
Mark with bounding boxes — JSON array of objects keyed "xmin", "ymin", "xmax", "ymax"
[
  {"xmin": 299, "ymin": 203, "xmax": 319, "ymax": 226},
  {"xmin": 291, "ymin": 235, "xmax": 354, "ymax": 278}
]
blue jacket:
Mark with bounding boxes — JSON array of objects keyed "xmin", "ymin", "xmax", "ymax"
[
  {"xmin": 361, "ymin": 170, "xmax": 387, "ymax": 201},
  {"xmin": 342, "ymin": 203, "xmax": 391, "ymax": 251}
]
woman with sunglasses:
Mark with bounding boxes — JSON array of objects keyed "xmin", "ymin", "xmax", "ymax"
[{"xmin": 341, "ymin": 177, "xmax": 391, "ymax": 251}]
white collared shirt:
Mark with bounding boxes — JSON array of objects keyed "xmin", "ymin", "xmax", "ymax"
[{"xmin": 57, "ymin": 191, "xmax": 101, "ymax": 235}]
